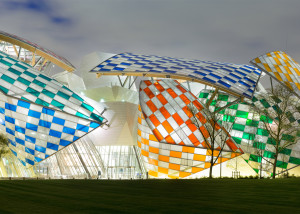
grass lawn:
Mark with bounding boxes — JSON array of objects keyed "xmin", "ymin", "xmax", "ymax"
[{"xmin": 0, "ymin": 178, "xmax": 299, "ymax": 213}]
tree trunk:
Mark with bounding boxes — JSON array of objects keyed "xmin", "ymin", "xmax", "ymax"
[
  {"xmin": 272, "ymin": 153, "xmax": 278, "ymax": 179},
  {"xmin": 209, "ymin": 164, "xmax": 213, "ymax": 178},
  {"xmin": 209, "ymin": 151, "xmax": 214, "ymax": 179},
  {"xmin": 259, "ymin": 151, "xmax": 262, "ymax": 179}
]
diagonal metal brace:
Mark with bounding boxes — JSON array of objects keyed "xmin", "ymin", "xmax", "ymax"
[
  {"xmin": 214, "ymin": 97, "xmax": 242, "ymax": 113},
  {"xmin": 206, "ymin": 89, "xmax": 219, "ymax": 108}
]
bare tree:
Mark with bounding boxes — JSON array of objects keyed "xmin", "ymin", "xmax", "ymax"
[
  {"xmin": 188, "ymin": 92, "xmax": 237, "ymax": 178},
  {"xmin": 250, "ymin": 84, "xmax": 300, "ymax": 179}
]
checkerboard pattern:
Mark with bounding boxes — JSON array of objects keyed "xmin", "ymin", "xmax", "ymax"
[
  {"xmin": 0, "ymin": 51, "xmax": 104, "ymax": 124},
  {"xmin": 0, "ymin": 93, "xmax": 100, "ymax": 166},
  {"xmin": 199, "ymin": 89, "xmax": 300, "ymax": 175},
  {"xmin": 0, "ymin": 50, "xmax": 105, "ymax": 166},
  {"xmin": 251, "ymin": 51, "xmax": 300, "ymax": 95},
  {"xmin": 91, "ymin": 52, "xmax": 262, "ymax": 98},
  {"xmin": 139, "ymin": 79, "xmax": 243, "ymax": 154},
  {"xmin": 137, "ymin": 105, "xmax": 240, "ymax": 178}
]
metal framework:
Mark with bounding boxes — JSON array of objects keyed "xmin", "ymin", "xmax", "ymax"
[
  {"xmin": 36, "ymin": 140, "xmax": 146, "ymax": 179},
  {"xmin": 0, "ymin": 30, "xmax": 75, "ymax": 72}
]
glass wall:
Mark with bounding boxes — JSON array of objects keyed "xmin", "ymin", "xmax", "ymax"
[
  {"xmin": 0, "ymin": 152, "xmax": 35, "ymax": 177},
  {"xmin": 34, "ymin": 136, "xmax": 146, "ymax": 179},
  {"xmin": 36, "ymin": 137, "xmax": 105, "ymax": 179},
  {"xmin": 97, "ymin": 145, "xmax": 145, "ymax": 179}
]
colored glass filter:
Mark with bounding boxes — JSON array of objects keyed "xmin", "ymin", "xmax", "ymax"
[
  {"xmin": 139, "ymin": 79, "xmax": 243, "ymax": 154},
  {"xmin": 92, "ymin": 52, "xmax": 262, "ymax": 98},
  {"xmin": 251, "ymin": 51, "xmax": 300, "ymax": 96},
  {"xmin": 0, "ymin": 50, "xmax": 107, "ymax": 166},
  {"xmin": 199, "ymin": 89, "xmax": 300, "ymax": 175},
  {"xmin": 0, "ymin": 93, "xmax": 100, "ymax": 166},
  {"xmin": 137, "ymin": 105, "xmax": 240, "ymax": 178},
  {"xmin": 0, "ymin": 50, "xmax": 105, "ymax": 124}
]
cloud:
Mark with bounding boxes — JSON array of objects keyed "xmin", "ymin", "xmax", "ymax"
[
  {"xmin": 0, "ymin": 0, "xmax": 72, "ymax": 25},
  {"xmin": 2, "ymin": 0, "xmax": 51, "ymax": 12},
  {"xmin": 1, "ymin": 0, "xmax": 300, "ymax": 74}
]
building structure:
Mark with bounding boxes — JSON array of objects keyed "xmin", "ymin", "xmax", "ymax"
[{"xmin": 0, "ymin": 30, "xmax": 299, "ymax": 178}]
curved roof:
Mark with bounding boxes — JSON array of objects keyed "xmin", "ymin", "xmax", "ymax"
[
  {"xmin": 91, "ymin": 52, "xmax": 262, "ymax": 98},
  {"xmin": 0, "ymin": 50, "xmax": 104, "ymax": 124},
  {"xmin": 138, "ymin": 79, "xmax": 243, "ymax": 178},
  {"xmin": 251, "ymin": 51, "xmax": 300, "ymax": 97},
  {"xmin": 0, "ymin": 30, "xmax": 75, "ymax": 72},
  {"xmin": 139, "ymin": 79, "xmax": 242, "ymax": 153},
  {"xmin": 0, "ymin": 50, "xmax": 106, "ymax": 166}
]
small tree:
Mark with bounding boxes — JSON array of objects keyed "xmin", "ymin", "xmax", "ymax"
[
  {"xmin": 188, "ymin": 92, "xmax": 237, "ymax": 179},
  {"xmin": 245, "ymin": 113, "xmax": 267, "ymax": 179},
  {"xmin": 250, "ymin": 84, "xmax": 300, "ymax": 179},
  {"xmin": 0, "ymin": 133, "xmax": 9, "ymax": 158}
]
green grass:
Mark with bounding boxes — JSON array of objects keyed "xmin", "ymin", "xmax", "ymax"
[{"xmin": 0, "ymin": 178, "xmax": 299, "ymax": 213}]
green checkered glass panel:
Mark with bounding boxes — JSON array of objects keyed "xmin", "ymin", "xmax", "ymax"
[
  {"xmin": 0, "ymin": 51, "xmax": 105, "ymax": 124},
  {"xmin": 199, "ymin": 89, "xmax": 300, "ymax": 175}
]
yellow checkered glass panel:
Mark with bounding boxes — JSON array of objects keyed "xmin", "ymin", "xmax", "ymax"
[{"xmin": 251, "ymin": 51, "xmax": 300, "ymax": 92}]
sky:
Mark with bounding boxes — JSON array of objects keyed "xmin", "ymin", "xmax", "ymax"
[{"xmin": 1, "ymin": 0, "xmax": 300, "ymax": 71}]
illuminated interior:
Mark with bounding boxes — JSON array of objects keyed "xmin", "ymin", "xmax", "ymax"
[{"xmin": 0, "ymin": 31, "xmax": 299, "ymax": 179}]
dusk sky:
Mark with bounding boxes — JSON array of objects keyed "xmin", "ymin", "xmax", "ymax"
[{"xmin": 1, "ymin": 0, "xmax": 300, "ymax": 70}]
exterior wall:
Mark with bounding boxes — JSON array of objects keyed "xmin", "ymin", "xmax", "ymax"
[
  {"xmin": 1, "ymin": 41, "xmax": 300, "ymax": 179},
  {"xmin": 36, "ymin": 137, "xmax": 145, "ymax": 179}
]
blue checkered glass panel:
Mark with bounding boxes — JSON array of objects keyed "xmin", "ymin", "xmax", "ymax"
[
  {"xmin": 92, "ymin": 52, "xmax": 262, "ymax": 98},
  {"xmin": 0, "ymin": 93, "xmax": 100, "ymax": 166},
  {"xmin": 0, "ymin": 51, "xmax": 104, "ymax": 124}
]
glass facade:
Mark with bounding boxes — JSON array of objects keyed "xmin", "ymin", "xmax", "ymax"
[
  {"xmin": 97, "ymin": 146, "xmax": 145, "ymax": 179},
  {"xmin": 199, "ymin": 89, "xmax": 300, "ymax": 176},
  {"xmin": 0, "ymin": 30, "xmax": 299, "ymax": 179},
  {"xmin": 0, "ymin": 50, "xmax": 105, "ymax": 166},
  {"xmin": 251, "ymin": 51, "xmax": 300, "ymax": 96},
  {"xmin": 138, "ymin": 79, "xmax": 243, "ymax": 178},
  {"xmin": 34, "ymin": 137, "xmax": 145, "ymax": 179},
  {"xmin": 91, "ymin": 52, "xmax": 262, "ymax": 98},
  {"xmin": 0, "ymin": 152, "xmax": 35, "ymax": 177}
]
